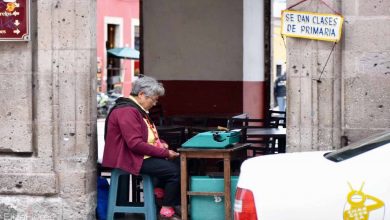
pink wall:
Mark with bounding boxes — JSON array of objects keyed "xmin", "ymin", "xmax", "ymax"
[{"xmin": 97, "ymin": 0, "xmax": 139, "ymax": 95}]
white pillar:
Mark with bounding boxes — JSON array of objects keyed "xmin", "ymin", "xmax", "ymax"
[{"xmin": 243, "ymin": 0, "xmax": 266, "ymax": 118}]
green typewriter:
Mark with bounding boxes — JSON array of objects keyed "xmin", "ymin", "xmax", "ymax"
[{"xmin": 181, "ymin": 130, "xmax": 241, "ymax": 148}]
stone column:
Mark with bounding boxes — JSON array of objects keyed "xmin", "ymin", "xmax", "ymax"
[
  {"xmin": 287, "ymin": 0, "xmax": 390, "ymax": 151},
  {"xmin": 341, "ymin": 0, "xmax": 390, "ymax": 142},
  {"xmin": 0, "ymin": 0, "xmax": 97, "ymax": 219},
  {"xmin": 286, "ymin": 0, "xmax": 342, "ymax": 152}
]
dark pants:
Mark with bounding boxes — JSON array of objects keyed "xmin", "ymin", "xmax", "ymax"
[{"xmin": 140, "ymin": 157, "xmax": 181, "ymax": 206}]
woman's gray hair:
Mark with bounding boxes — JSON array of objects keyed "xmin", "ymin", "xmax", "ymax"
[{"xmin": 130, "ymin": 75, "xmax": 165, "ymax": 97}]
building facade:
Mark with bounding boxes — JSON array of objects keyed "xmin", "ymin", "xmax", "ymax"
[
  {"xmin": 0, "ymin": 0, "xmax": 389, "ymax": 218},
  {"xmin": 143, "ymin": 0, "xmax": 269, "ymax": 118},
  {"xmin": 96, "ymin": 0, "xmax": 139, "ymax": 96}
]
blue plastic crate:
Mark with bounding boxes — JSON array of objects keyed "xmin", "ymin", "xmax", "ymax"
[{"xmin": 190, "ymin": 176, "xmax": 238, "ymax": 220}]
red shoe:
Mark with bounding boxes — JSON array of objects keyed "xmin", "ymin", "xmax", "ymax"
[{"xmin": 159, "ymin": 207, "xmax": 182, "ymax": 220}]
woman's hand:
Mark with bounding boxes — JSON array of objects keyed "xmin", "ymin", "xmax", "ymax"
[
  {"xmin": 167, "ymin": 150, "xmax": 179, "ymax": 159},
  {"xmin": 156, "ymin": 139, "xmax": 169, "ymax": 149},
  {"xmin": 162, "ymin": 142, "xmax": 169, "ymax": 148}
]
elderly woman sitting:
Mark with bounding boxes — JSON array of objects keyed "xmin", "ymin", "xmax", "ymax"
[{"xmin": 103, "ymin": 76, "xmax": 181, "ymax": 220}]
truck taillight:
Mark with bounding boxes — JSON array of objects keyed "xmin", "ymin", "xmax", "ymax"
[{"xmin": 234, "ymin": 187, "xmax": 257, "ymax": 220}]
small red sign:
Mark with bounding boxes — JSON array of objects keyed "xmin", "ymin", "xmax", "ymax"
[{"xmin": 0, "ymin": 0, "xmax": 30, "ymax": 41}]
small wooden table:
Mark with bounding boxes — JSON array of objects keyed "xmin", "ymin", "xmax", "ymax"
[
  {"xmin": 178, "ymin": 143, "xmax": 250, "ymax": 220},
  {"xmin": 246, "ymin": 127, "xmax": 286, "ymax": 153},
  {"xmin": 246, "ymin": 127, "xmax": 286, "ymax": 137}
]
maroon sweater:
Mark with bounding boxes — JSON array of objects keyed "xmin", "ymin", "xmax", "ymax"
[{"xmin": 102, "ymin": 106, "xmax": 169, "ymax": 175}]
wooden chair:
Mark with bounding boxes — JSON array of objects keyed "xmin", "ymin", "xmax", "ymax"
[
  {"xmin": 187, "ymin": 126, "xmax": 212, "ymax": 140},
  {"xmin": 228, "ymin": 117, "xmax": 272, "ymax": 156},
  {"xmin": 166, "ymin": 115, "xmax": 208, "ymax": 127},
  {"xmin": 157, "ymin": 126, "xmax": 186, "ymax": 151},
  {"xmin": 267, "ymin": 110, "xmax": 286, "ymax": 128},
  {"xmin": 149, "ymin": 103, "xmax": 165, "ymax": 126},
  {"xmin": 267, "ymin": 110, "xmax": 287, "ymax": 154}
]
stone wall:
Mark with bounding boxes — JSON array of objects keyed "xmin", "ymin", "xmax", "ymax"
[
  {"xmin": 0, "ymin": 1, "xmax": 97, "ymax": 219},
  {"xmin": 341, "ymin": 0, "xmax": 390, "ymax": 142},
  {"xmin": 286, "ymin": 0, "xmax": 390, "ymax": 151}
]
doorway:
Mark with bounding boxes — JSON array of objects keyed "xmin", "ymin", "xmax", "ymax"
[{"xmin": 270, "ymin": 0, "xmax": 287, "ymax": 111}]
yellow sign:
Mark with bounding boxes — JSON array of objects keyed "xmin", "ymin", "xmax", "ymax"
[{"xmin": 281, "ymin": 10, "xmax": 343, "ymax": 42}]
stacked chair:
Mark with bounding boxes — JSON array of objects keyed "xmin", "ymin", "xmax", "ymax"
[
  {"xmin": 268, "ymin": 110, "xmax": 287, "ymax": 128},
  {"xmin": 228, "ymin": 110, "xmax": 286, "ymax": 156}
]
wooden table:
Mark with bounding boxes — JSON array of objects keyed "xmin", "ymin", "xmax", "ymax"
[
  {"xmin": 246, "ymin": 127, "xmax": 286, "ymax": 136},
  {"xmin": 246, "ymin": 127, "xmax": 286, "ymax": 153},
  {"xmin": 178, "ymin": 143, "xmax": 250, "ymax": 220}
]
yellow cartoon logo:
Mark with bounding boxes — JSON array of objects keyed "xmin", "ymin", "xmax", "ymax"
[
  {"xmin": 344, "ymin": 182, "xmax": 384, "ymax": 220},
  {"xmin": 6, "ymin": 2, "xmax": 16, "ymax": 12}
]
